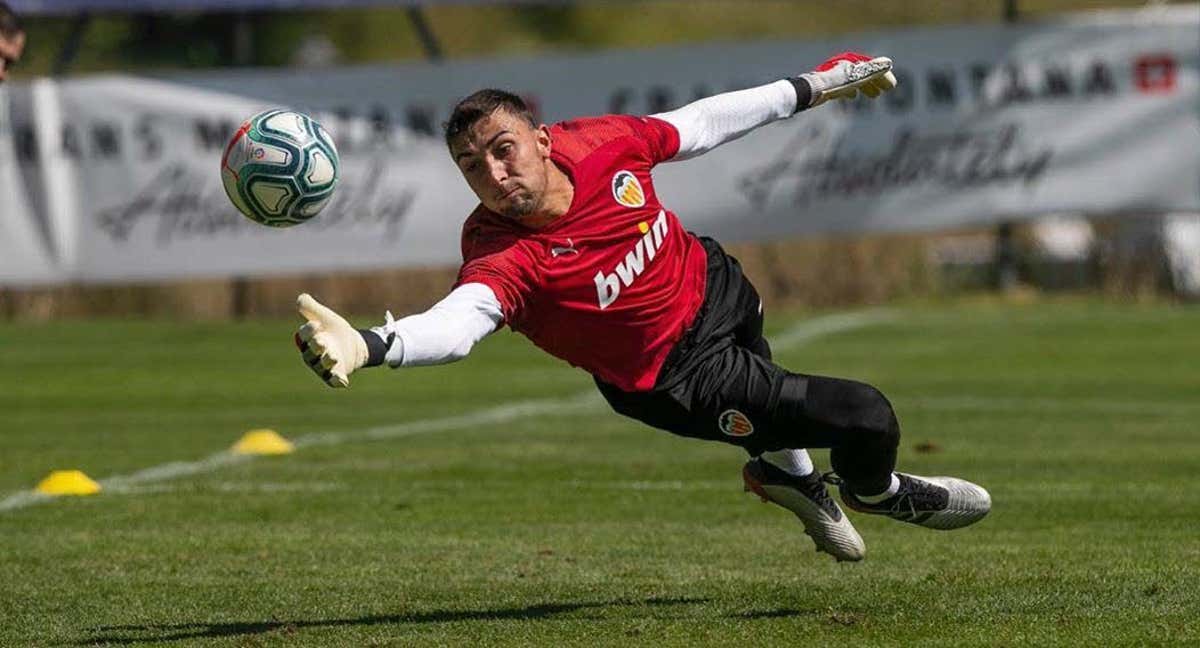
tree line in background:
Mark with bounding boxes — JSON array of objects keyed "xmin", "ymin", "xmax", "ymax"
[{"xmin": 10, "ymin": 0, "xmax": 1178, "ymax": 76}]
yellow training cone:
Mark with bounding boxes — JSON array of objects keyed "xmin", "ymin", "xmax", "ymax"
[
  {"xmin": 231, "ymin": 429, "xmax": 294, "ymax": 455},
  {"xmin": 36, "ymin": 470, "xmax": 101, "ymax": 496}
]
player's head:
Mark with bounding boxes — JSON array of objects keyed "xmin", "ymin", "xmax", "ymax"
[
  {"xmin": 445, "ymin": 89, "xmax": 553, "ymax": 221},
  {"xmin": 0, "ymin": 2, "xmax": 24, "ymax": 84}
]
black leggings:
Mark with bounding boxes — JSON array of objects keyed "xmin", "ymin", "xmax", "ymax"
[{"xmin": 596, "ymin": 236, "xmax": 899, "ymax": 495}]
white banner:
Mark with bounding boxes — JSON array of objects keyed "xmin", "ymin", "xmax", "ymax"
[{"xmin": 1, "ymin": 6, "xmax": 1197, "ymax": 285}]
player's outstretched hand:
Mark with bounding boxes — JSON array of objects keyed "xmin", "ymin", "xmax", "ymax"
[
  {"xmin": 295, "ymin": 293, "xmax": 369, "ymax": 388},
  {"xmin": 801, "ymin": 52, "xmax": 898, "ymax": 107}
]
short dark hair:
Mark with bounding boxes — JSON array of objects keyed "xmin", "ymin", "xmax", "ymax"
[
  {"xmin": 0, "ymin": 2, "xmax": 22, "ymax": 38},
  {"xmin": 443, "ymin": 89, "xmax": 536, "ymax": 148}
]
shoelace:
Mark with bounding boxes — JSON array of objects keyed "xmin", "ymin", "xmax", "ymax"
[
  {"xmin": 886, "ymin": 478, "xmax": 949, "ymax": 519},
  {"xmin": 823, "ymin": 472, "xmax": 938, "ymax": 517},
  {"xmin": 799, "ymin": 473, "xmax": 838, "ymax": 514},
  {"xmin": 887, "ymin": 488, "xmax": 921, "ymax": 519}
]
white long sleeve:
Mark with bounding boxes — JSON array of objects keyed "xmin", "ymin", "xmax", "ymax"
[
  {"xmin": 370, "ymin": 282, "xmax": 503, "ymax": 367},
  {"xmin": 652, "ymin": 79, "xmax": 798, "ymax": 162}
]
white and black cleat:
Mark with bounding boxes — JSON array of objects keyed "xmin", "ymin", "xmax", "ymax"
[
  {"xmin": 838, "ymin": 472, "xmax": 991, "ymax": 530},
  {"xmin": 742, "ymin": 458, "xmax": 866, "ymax": 562}
]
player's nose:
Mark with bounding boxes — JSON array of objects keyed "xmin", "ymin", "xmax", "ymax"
[{"xmin": 486, "ymin": 157, "xmax": 508, "ymax": 185}]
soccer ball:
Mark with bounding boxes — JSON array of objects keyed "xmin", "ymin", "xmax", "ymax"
[{"xmin": 220, "ymin": 109, "xmax": 339, "ymax": 227}]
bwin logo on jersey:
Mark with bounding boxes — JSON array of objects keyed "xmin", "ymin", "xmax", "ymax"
[
  {"xmin": 611, "ymin": 170, "xmax": 646, "ymax": 208},
  {"xmin": 594, "ymin": 210, "xmax": 668, "ymax": 309}
]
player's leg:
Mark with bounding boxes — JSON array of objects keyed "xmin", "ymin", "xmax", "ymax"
[
  {"xmin": 725, "ymin": 287, "xmax": 855, "ymax": 554},
  {"xmin": 772, "ymin": 373, "xmax": 991, "ymax": 530},
  {"xmin": 710, "ymin": 251, "xmax": 858, "ymax": 558},
  {"xmin": 727, "ymin": 279, "xmax": 818, "ymax": 480},
  {"xmin": 647, "ymin": 237, "xmax": 857, "ymax": 559},
  {"xmin": 595, "ymin": 362, "xmax": 865, "ymax": 563},
  {"xmin": 712, "ymin": 249, "xmax": 988, "ymax": 531}
]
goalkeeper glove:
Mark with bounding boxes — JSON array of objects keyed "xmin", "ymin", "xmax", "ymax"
[
  {"xmin": 796, "ymin": 52, "xmax": 898, "ymax": 109},
  {"xmin": 294, "ymin": 293, "xmax": 390, "ymax": 388}
]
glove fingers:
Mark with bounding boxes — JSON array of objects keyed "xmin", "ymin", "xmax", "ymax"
[
  {"xmin": 325, "ymin": 369, "xmax": 349, "ymax": 388},
  {"xmin": 868, "ymin": 73, "xmax": 896, "ymax": 95},
  {"xmin": 297, "ymin": 321, "xmax": 321, "ymax": 344},
  {"xmin": 297, "ymin": 293, "xmax": 342, "ymax": 325},
  {"xmin": 861, "ymin": 84, "xmax": 881, "ymax": 98}
]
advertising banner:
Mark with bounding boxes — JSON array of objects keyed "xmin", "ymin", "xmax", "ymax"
[{"xmin": 1, "ymin": 6, "xmax": 1197, "ymax": 284}]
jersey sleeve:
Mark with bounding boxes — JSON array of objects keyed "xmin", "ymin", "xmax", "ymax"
[
  {"xmin": 625, "ymin": 115, "xmax": 681, "ymax": 166},
  {"xmin": 456, "ymin": 223, "xmax": 538, "ymax": 325}
]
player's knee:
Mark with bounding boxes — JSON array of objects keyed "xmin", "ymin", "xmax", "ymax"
[
  {"xmin": 817, "ymin": 378, "xmax": 899, "ymax": 448},
  {"xmin": 848, "ymin": 381, "xmax": 900, "ymax": 449}
]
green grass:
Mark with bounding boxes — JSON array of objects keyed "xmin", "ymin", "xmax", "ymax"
[{"xmin": 2, "ymin": 299, "xmax": 1199, "ymax": 646}]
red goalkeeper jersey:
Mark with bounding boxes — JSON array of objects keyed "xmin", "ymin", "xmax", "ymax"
[{"xmin": 455, "ymin": 115, "xmax": 708, "ymax": 392}]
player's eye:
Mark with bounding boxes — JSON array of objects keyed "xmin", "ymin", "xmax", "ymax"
[{"xmin": 497, "ymin": 143, "xmax": 513, "ymax": 157}]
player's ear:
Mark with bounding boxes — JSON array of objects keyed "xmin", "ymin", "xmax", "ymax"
[{"xmin": 536, "ymin": 124, "xmax": 553, "ymax": 158}]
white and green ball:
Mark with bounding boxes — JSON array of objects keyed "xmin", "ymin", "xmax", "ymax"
[{"xmin": 220, "ymin": 109, "xmax": 339, "ymax": 228}]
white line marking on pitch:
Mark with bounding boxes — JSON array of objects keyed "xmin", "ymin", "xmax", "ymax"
[
  {"xmin": 0, "ymin": 310, "xmax": 889, "ymax": 514},
  {"xmin": 102, "ymin": 481, "xmax": 347, "ymax": 495},
  {"xmin": 900, "ymin": 395, "xmax": 1200, "ymax": 415}
]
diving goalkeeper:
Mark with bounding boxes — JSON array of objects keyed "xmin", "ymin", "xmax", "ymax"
[{"xmin": 294, "ymin": 53, "xmax": 991, "ymax": 562}]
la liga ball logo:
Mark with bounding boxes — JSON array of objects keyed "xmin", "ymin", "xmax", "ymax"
[
  {"xmin": 719, "ymin": 409, "xmax": 754, "ymax": 437},
  {"xmin": 611, "ymin": 170, "xmax": 645, "ymax": 208}
]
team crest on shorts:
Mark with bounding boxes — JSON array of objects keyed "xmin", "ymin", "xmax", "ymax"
[
  {"xmin": 719, "ymin": 409, "xmax": 754, "ymax": 437},
  {"xmin": 611, "ymin": 170, "xmax": 646, "ymax": 208}
]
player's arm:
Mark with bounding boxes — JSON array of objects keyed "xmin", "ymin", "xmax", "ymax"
[
  {"xmin": 652, "ymin": 52, "xmax": 897, "ymax": 162},
  {"xmin": 294, "ymin": 283, "xmax": 502, "ymax": 388}
]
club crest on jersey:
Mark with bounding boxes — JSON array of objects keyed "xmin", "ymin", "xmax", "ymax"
[
  {"xmin": 612, "ymin": 170, "xmax": 645, "ymax": 208},
  {"xmin": 719, "ymin": 410, "xmax": 754, "ymax": 437}
]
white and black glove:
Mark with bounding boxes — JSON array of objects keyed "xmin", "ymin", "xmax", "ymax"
[
  {"xmin": 294, "ymin": 293, "xmax": 391, "ymax": 388},
  {"xmin": 791, "ymin": 52, "xmax": 898, "ymax": 111}
]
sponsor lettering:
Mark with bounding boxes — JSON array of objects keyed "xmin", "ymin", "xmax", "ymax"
[
  {"xmin": 739, "ymin": 123, "xmax": 1052, "ymax": 209},
  {"xmin": 609, "ymin": 55, "xmax": 1169, "ymax": 116},
  {"xmin": 96, "ymin": 160, "xmax": 415, "ymax": 245},
  {"xmin": 594, "ymin": 210, "xmax": 668, "ymax": 309}
]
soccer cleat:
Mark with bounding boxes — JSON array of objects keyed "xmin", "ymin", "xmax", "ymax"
[
  {"xmin": 742, "ymin": 458, "xmax": 866, "ymax": 562},
  {"xmin": 837, "ymin": 472, "xmax": 991, "ymax": 530}
]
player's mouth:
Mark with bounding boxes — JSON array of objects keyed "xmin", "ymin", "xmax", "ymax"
[{"xmin": 498, "ymin": 186, "xmax": 522, "ymax": 201}]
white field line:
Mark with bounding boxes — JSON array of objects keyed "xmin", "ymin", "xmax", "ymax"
[
  {"xmin": 0, "ymin": 310, "xmax": 891, "ymax": 514},
  {"xmin": 899, "ymin": 395, "xmax": 1200, "ymax": 415},
  {"xmin": 103, "ymin": 481, "xmax": 347, "ymax": 495},
  {"xmin": 770, "ymin": 308, "xmax": 897, "ymax": 351}
]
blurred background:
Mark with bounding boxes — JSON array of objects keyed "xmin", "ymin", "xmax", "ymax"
[{"xmin": 1, "ymin": 0, "xmax": 1197, "ymax": 319}]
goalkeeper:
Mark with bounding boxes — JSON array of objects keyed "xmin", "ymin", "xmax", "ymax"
[{"xmin": 295, "ymin": 53, "xmax": 990, "ymax": 562}]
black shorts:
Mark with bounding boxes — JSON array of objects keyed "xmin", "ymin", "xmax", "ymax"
[
  {"xmin": 593, "ymin": 236, "xmax": 794, "ymax": 455},
  {"xmin": 597, "ymin": 236, "xmax": 901, "ymax": 488}
]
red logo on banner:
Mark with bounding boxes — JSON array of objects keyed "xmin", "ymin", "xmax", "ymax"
[{"xmin": 1134, "ymin": 54, "xmax": 1177, "ymax": 94}]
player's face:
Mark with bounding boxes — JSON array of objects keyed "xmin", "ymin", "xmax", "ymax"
[
  {"xmin": 450, "ymin": 109, "xmax": 552, "ymax": 221},
  {"xmin": 0, "ymin": 31, "xmax": 24, "ymax": 83}
]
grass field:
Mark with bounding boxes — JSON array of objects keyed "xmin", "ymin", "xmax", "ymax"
[{"xmin": 2, "ymin": 299, "xmax": 1198, "ymax": 646}]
